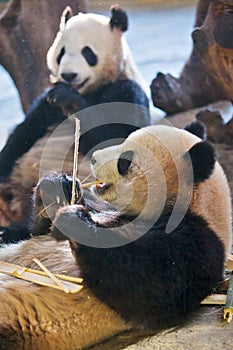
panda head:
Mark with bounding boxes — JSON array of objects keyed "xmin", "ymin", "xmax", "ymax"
[
  {"xmin": 91, "ymin": 125, "xmax": 217, "ymax": 220},
  {"xmin": 47, "ymin": 5, "xmax": 128, "ymax": 94}
]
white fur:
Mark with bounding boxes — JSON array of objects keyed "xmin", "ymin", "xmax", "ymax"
[{"xmin": 47, "ymin": 12, "xmax": 148, "ymax": 95}]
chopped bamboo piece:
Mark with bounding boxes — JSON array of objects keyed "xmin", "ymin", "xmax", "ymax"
[
  {"xmin": 0, "ymin": 260, "xmax": 83, "ymax": 293},
  {"xmin": 224, "ymin": 274, "xmax": 233, "ymax": 323},
  {"xmin": 71, "ymin": 117, "xmax": 80, "ymax": 205},
  {"xmin": 33, "ymin": 258, "xmax": 69, "ymax": 293},
  {"xmin": 80, "ymin": 180, "xmax": 103, "ymax": 189},
  {"xmin": 201, "ymin": 294, "xmax": 226, "ymax": 305},
  {"xmin": 226, "ymin": 254, "xmax": 233, "ymax": 270}
]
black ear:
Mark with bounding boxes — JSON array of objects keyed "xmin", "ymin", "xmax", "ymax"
[
  {"xmin": 184, "ymin": 121, "xmax": 207, "ymax": 140},
  {"xmin": 184, "ymin": 141, "xmax": 216, "ymax": 183},
  {"xmin": 110, "ymin": 5, "xmax": 128, "ymax": 32},
  {"xmin": 60, "ymin": 6, "xmax": 74, "ymax": 31}
]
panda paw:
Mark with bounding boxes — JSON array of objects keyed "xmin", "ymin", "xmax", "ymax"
[
  {"xmin": 32, "ymin": 172, "xmax": 82, "ymax": 236},
  {"xmin": 47, "ymin": 82, "xmax": 87, "ymax": 115},
  {"xmin": 51, "ymin": 204, "xmax": 93, "ymax": 242}
]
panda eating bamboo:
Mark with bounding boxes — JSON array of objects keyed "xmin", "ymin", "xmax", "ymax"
[{"xmin": 0, "ymin": 123, "xmax": 231, "ymax": 349}]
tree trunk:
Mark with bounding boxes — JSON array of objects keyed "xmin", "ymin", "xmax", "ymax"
[
  {"xmin": 151, "ymin": 0, "xmax": 233, "ymax": 115},
  {"xmin": 0, "ymin": 0, "xmax": 87, "ymax": 113}
]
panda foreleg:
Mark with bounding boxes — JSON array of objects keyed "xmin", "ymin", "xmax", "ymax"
[
  {"xmin": 0, "ymin": 220, "xmax": 31, "ymax": 244},
  {"xmin": 0, "ymin": 90, "xmax": 65, "ymax": 182},
  {"xmin": 31, "ymin": 172, "xmax": 82, "ymax": 237},
  {"xmin": 90, "ymin": 79, "xmax": 151, "ymax": 127}
]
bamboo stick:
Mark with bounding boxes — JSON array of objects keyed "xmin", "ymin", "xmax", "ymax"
[
  {"xmin": 226, "ymin": 254, "xmax": 233, "ymax": 270},
  {"xmin": 33, "ymin": 258, "xmax": 70, "ymax": 293},
  {"xmin": 201, "ymin": 294, "xmax": 226, "ymax": 305},
  {"xmin": 0, "ymin": 260, "xmax": 83, "ymax": 293},
  {"xmin": 80, "ymin": 180, "xmax": 103, "ymax": 189},
  {"xmin": 71, "ymin": 117, "xmax": 80, "ymax": 205}
]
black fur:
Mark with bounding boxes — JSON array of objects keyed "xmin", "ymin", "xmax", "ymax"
[
  {"xmin": 81, "ymin": 46, "xmax": 98, "ymax": 67},
  {"xmin": 117, "ymin": 150, "xmax": 134, "ymax": 176},
  {"xmin": 64, "ymin": 9, "xmax": 72, "ymax": 24},
  {"xmin": 213, "ymin": 13, "xmax": 233, "ymax": 49},
  {"xmin": 110, "ymin": 5, "xmax": 128, "ymax": 32},
  {"xmin": 56, "ymin": 47, "xmax": 65, "ymax": 65},
  {"xmin": 77, "ymin": 211, "xmax": 224, "ymax": 328},
  {"xmin": 0, "ymin": 220, "xmax": 31, "ymax": 244},
  {"xmin": 184, "ymin": 121, "xmax": 207, "ymax": 140},
  {"xmin": 184, "ymin": 141, "xmax": 216, "ymax": 183},
  {"xmin": 32, "ymin": 172, "xmax": 81, "ymax": 236},
  {"xmin": 33, "ymin": 172, "xmax": 224, "ymax": 329}
]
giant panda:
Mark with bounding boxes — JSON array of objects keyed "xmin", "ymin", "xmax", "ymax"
[
  {"xmin": 0, "ymin": 124, "xmax": 231, "ymax": 349},
  {"xmin": 0, "ymin": 5, "xmax": 150, "ymax": 243}
]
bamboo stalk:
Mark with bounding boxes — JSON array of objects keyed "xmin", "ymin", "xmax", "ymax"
[
  {"xmin": 201, "ymin": 294, "xmax": 226, "ymax": 305},
  {"xmin": 80, "ymin": 180, "xmax": 103, "ymax": 189},
  {"xmin": 0, "ymin": 260, "xmax": 83, "ymax": 283},
  {"xmin": 0, "ymin": 260, "xmax": 83, "ymax": 293},
  {"xmin": 71, "ymin": 117, "xmax": 80, "ymax": 205},
  {"xmin": 226, "ymin": 254, "xmax": 233, "ymax": 270}
]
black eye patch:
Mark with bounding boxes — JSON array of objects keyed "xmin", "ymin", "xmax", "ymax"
[
  {"xmin": 81, "ymin": 46, "xmax": 98, "ymax": 66},
  {"xmin": 117, "ymin": 151, "xmax": 134, "ymax": 176},
  {"xmin": 56, "ymin": 47, "xmax": 65, "ymax": 65}
]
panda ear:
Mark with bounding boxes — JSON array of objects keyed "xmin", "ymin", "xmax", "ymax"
[
  {"xmin": 110, "ymin": 5, "xmax": 128, "ymax": 32},
  {"xmin": 184, "ymin": 121, "xmax": 207, "ymax": 140},
  {"xmin": 183, "ymin": 141, "xmax": 216, "ymax": 183},
  {"xmin": 60, "ymin": 6, "xmax": 74, "ymax": 31}
]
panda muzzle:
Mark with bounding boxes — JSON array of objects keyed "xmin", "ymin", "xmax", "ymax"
[{"xmin": 96, "ymin": 182, "xmax": 112, "ymax": 195}]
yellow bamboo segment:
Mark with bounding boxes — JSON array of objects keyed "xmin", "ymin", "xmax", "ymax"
[
  {"xmin": 33, "ymin": 258, "xmax": 70, "ymax": 293},
  {"xmin": 201, "ymin": 294, "xmax": 226, "ymax": 305},
  {"xmin": 0, "ymin": 260, "xmax": 83, "ymax": 293},
  {"xmin": 226, "ymin": 254, "xmax": 233, "ymax": 270},
  {"xmin": 80, "ymin": 180, "xmax": 103, "ymax": 189}
]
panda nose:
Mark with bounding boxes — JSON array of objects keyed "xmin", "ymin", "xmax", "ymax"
[
  {"xmin": 91, "ymin": 156, "xmax": 96, "ymax": 165},
  {"xmin": 61, "ymin": 73, "xmax": 77, "ymax": 82}
]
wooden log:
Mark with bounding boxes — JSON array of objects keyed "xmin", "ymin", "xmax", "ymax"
[
  {"xmin": 151, "ymin": 0, "xmax": 233, "ymax": 115},
  {"xmin": 0, "ymin": 0, "xmax": 87, "ymax": 113}
]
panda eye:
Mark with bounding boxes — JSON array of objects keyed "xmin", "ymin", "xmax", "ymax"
[
  {"xmin": 56, "ymin": 47, "xmax": 65, "ymax": 65},
  {"xmin": 82, "ymin": 46, "xmax": 98, "ymax": 66},
  {"xmin": 117, "ymin": 151, "xmax": 134, "ymax": 176}
]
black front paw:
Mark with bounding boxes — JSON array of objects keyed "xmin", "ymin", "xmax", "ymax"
[
  {"xmin": 51, "ymin": 204, "xmax": 92, "ymax": 242},
  {"xmin": 47, "ymin": 82, "xmax": 86, "ymax": 115},
  {"xmin": 32, "ymin": 172, "xmax": 82, "ymax": 236}
]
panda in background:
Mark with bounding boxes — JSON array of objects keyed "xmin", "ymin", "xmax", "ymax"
[
  {"xmin": 0, "ymin": 5, "xmax": 150, "ymax": 243},
  {"xmin": 0, "ymin": 122, "xmax": 231, "ymax": 349}
]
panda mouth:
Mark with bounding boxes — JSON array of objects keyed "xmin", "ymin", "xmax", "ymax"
[
  {"xmin": 95, "ymin": 182, "xmax": 112, "ymax": 196},
  {"xmin": 73, "ymin": 78, "xmax": 89, "ymax": 90}
]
